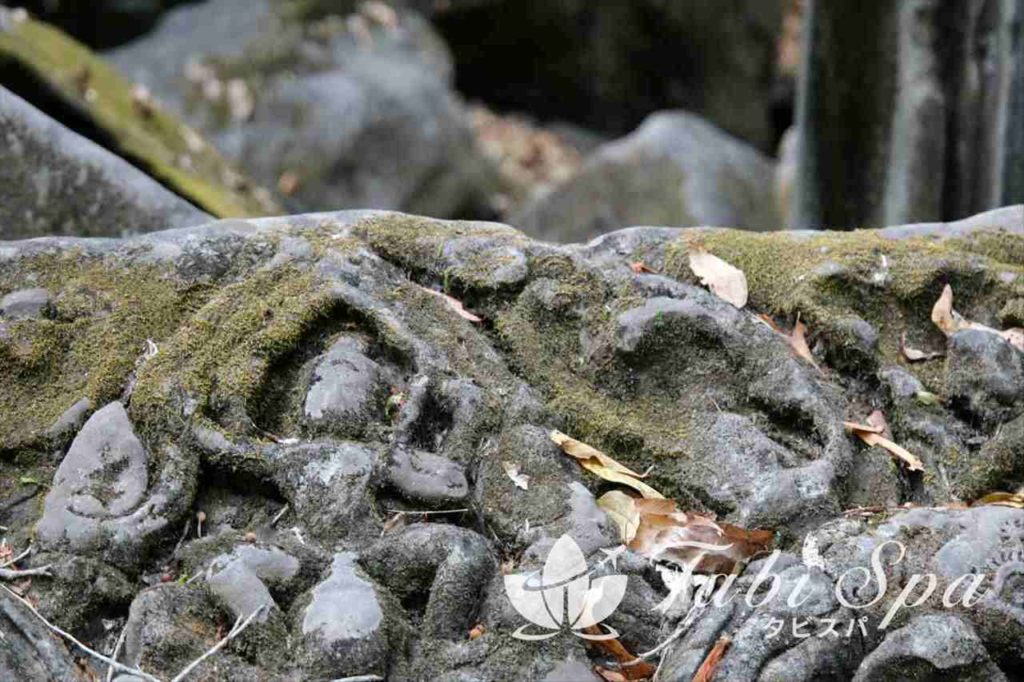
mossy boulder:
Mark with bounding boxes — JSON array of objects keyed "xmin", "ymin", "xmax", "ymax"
[{"xmin": 1, "ymin": 206, "xmax": 1023, "ymax": 678}]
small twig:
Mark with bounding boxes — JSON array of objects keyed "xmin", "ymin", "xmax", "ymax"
[
  {"xmin": 0, "ymin": 584, "xmax": 161, "ymax": 682},
  {"xmin": 169, "ymin": 604, "xmax": 266, "ymax": 682},
  {"xmin": 270, "ymin": 504, "xmax": 289, "ymax": 527},
  {"xmin": 329, "ymin": 675, "xmax": 384, "ymax": 682},
  {"xmin": 0, "ymin": 544, "xmax": 32, "ymax": 569},
  {"xmin": 0, "ymin": 565, "xmax": 51, "ymax": 580},
  {"xmin": 106, "ymin": 625, "xmax": 128, "ymax": 682},
  {"xmin": 384, "ymin": 507, "xmax": 469, "ymax": 516},
  {"xmin": 172, "ymin": 519, "xmax": 192, "ymax": 556}
]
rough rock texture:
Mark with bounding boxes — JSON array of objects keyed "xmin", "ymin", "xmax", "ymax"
[
  {"xmin": 0, "ymin": 8, "xmax": 279, "ymax": 220},
  {"xmin": 1, "ymin": 206, "xmax": 1024, "ymax": 679},
  {"xmin": 513, "ymin": 111, "xmax": 780, "ymax": 242},
  {"xmin": 108, "ymin": 0, "xmax": 495, "ymax": 218},
  {"xmin": 0, "ymin": 86, "xmax": 209, "ymax": 239},
  {"xmin": 794, "ymin": 0, "xmax": 1024, "ymax": 229}
]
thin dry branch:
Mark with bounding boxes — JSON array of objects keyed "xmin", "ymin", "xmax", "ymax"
[
  {"xmin": 0, "ymin": 565, "xmax": 51, "ymax": 580},
  {"xmin": 168, "ymin": 604, "xmax": 266, "ymax": 682},
  {"xmin": 0, "ymin": 584, "xmax": 161, "ymax": 682}
]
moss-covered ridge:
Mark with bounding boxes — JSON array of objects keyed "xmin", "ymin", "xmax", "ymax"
[
  {"xmin": 1, "ymin": 208, "xmax": 1022, "ymax": 525},
  {"xmin": 0, "ymin": 11, "xmax": 279, "ymax": 218}
]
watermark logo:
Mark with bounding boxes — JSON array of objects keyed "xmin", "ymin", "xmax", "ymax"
[{"xmin": 504, "ymin": 534, "xmax": 626, "ymax": 640}]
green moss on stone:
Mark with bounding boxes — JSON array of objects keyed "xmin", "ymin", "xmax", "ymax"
[{"xmin": 0, "ymin": 15, "xmax": 278, "ymax": 217}]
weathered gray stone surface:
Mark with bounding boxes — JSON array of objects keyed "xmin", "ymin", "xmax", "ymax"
[
  {"xmin": 0, "ymin": 86, "xmax": 209, "ymax": 239},
  {"xmin": 108, "ymin": 0, "xmax": 495, "ymax": 218},
  {"xmin": 514, "ymin": 111, "xmax": 780, "ymax": 242},
  {"xmin": 297, "ymin": 551, "xmax": 390, "ymax": 678},
  {"xmin": 1, "ymin": 207, "xmax": 1024, "ymax": 679}
]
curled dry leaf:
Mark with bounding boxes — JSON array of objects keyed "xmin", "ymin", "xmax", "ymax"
[
  {"xmin": 582, "ymin": 626, "xmax": 657, "ymax": 681},
  {"xmin": 597, "ymin": 491, "xmax": 642, "ymax": 543},
  {"xmin": 630, "ymin": 261, "xmax": 656, "ymax": 274},
  {"xmin": 418, "ymin": 286, "xmax": 483, "ymax": 323},
  {"xmin": 759, "ymin": 314, "xmax": 819, "ymax": 371},
  {"xmin": 899, "ymin": 332, "xmax": 944, "ymax": 362},
  {"xmin": 844, "ymin": 412, "xmax": 924, "ymax": 472},
  {"xmin": 502, "ymin": 461, "xmax": 530, "ymax": 490},
  {"xmin": 688, "ymin": 249, "xmax": 748, "ymax": 309},
  {"xmin": 692, "ymin": 636, "xmax": 732, "ymax": 682},
  {"xmin": 931, "ymin": 285, "xmax": 1024, "ymax": 351},
  {"xmin": 551, "ymin": 431, "xmax": 664, "ymax": 499},
  {"xmin": 628, "ymin": 498, "xmax": 773, "ymax": 574},
  {"xmin": 974, "ymin": 491, "xmax": 1024, "ymax": 509},
  {"xmin": 468, "ymin": 623, "xmax": 486, "ymax": 640}
]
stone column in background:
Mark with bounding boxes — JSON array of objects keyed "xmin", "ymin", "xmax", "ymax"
[{"xmin": 793, "ymin": 0, "xmax": 1024, "ymax": 230}]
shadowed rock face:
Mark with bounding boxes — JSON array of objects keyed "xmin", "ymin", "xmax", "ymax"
[{"xmin": 1, "ymin": 206, "xmax": 1023, "ymax": 679}]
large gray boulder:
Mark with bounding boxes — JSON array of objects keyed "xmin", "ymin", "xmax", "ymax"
[
  {"xmin": 0, "ymin": 86, "xmax": 208, "ymax": 239},
  {"xmin": 512, "ymin": 111, "xmax": 780, "ymax": 242},
  {"xmin": 108, "ymin": 0, "xmax": 494, "ymax": 218},
  {"xmin": 1, "ymin": 206, "xmax": 1023, "ymax": 679}
]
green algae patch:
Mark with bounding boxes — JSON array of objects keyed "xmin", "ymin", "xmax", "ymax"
[
  {"xmin": 0, "ymin": 14, "xmax": 279, "ymax": 218},
  {"xmin": 0, "ymin": 254, "xmax": 196, "ymax": 450}
]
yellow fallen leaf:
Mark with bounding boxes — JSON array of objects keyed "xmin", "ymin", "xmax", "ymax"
[
  {"xmin": 581, "ymin": 461, "xmax": 664, "ymax": 499},
  {"xmin": 688, "ymin": 249, "xmax": 748, "ymax": 308},
  {"xmin": 550, "ymin": 430, "xmax": 648, "ymax": 478},
  {"xmin": 974, "ymin": 491, "xmax": 1024, "ymax": 509},
  {"xmin": 597, "ymin": 491, "xmax": 641, "ymax": 543},
  {"xmin": 844, "ymin": 416, "xmax": 924, "ymax": 472},
  {"xmin": 931, "ymin": 284, "xmax": 968, "ymax": 335}
]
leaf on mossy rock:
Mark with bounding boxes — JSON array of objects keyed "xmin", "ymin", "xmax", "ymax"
[
  {"xmin": 844, "ymin": 411, "xmax": 924, "ymax": 472},
  {"xmin": 688, "ymin": 249, "xmax": 748, "ymax": 308},
  {"xmin": 502, "ymin": 461, "xmax": 530, "ymax": 490},
  {"xmin": 974, "ymin": 491, "xmax": 1024, "ymax": 509},
  {"xmin": 551, "ymin": 431, "xmax": 663, "ymax": 499},
  {"xmin": 900, "ymin": 332, "xmax": 944, "ymax": 362},
  {"xmin": 931, "ymin": 285, "xmax": 1024, "ymax": 351},
  {"xmin": 627, "ymin": 498, "xmax": 773, "ymax": 574},
  {"xmin": 759, "ymin": 314, "xmax": 819, "ymax": 370},
  {"xmin": 419, "ymin": 286, "xmax": 482, "ymax": 323}
]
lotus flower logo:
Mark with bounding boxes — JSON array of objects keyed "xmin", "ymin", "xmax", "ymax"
[{"xmin": 504, "ymin": 535, "xmax": 627, "ymax": 640}]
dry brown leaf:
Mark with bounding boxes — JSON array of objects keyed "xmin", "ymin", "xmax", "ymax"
[
  {"xmin": 1002, "ymin": 328, "xmax": 1024, "ymax": 352},
  {"xmin": 583, "ymin": 626, "xmax": 657, "ymax": 680},
  {"xmin": 931, "ymin": 285, "xmax": 1021, "ymax": 350},
  {"xmin": 597, "ymin": 491, "xmax": 642, "ymax": 543},
  {"xmin": 581, "ymin": 461, "xmax": 664, "ymax": 499},
  {"xmin": 899, "ymin": 332, "xmax": 944, "ymax": 362},
  {"xmin": 692, "ymin": 636, "xmax": 732, "ymax": 682},
  {"xmin": 688, "ymin": 249, "xmax": 748, "ymax": 308},
  {"xmin": 502, "ymin": 461, "xmax": 530, "ymax": 490},
  {"xmin": 628, "ymin": 498, "xmax": 773, "ymax": 574},
  {"xmin": 595, "ymin": 668, "xmax": 629, "ymax": 682},
  {"xmin": 630, "ymin": 262, "xmax": 656, "ymax": 274},
  {"xmin": 974, "ymin": 491, "xmax": 1024, "ymax": 509},
  {"xmin": 468, "ymin": 623, "xmax": 486, "ymax": 640},
  {"xmin": 844, "ymin": 415, "xmax": 924, "ymax": 472},
  {"xmin": 381, "ymin": 512, "xmax": 406, "ymax": 536},
  {"xmin": 419, "ymin": 286, "xmax": 483, "ymax": 323},
  {"xmin": 789, "ymin": 318, "xmax": 819, "ymax": 370},
  {"xmin": 550, "ymin": 430, "xmax": 648, "ymax": 478},
  {"xmin": 759, "ymin": 314, "xmax": 819, "ymax": 370}
]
